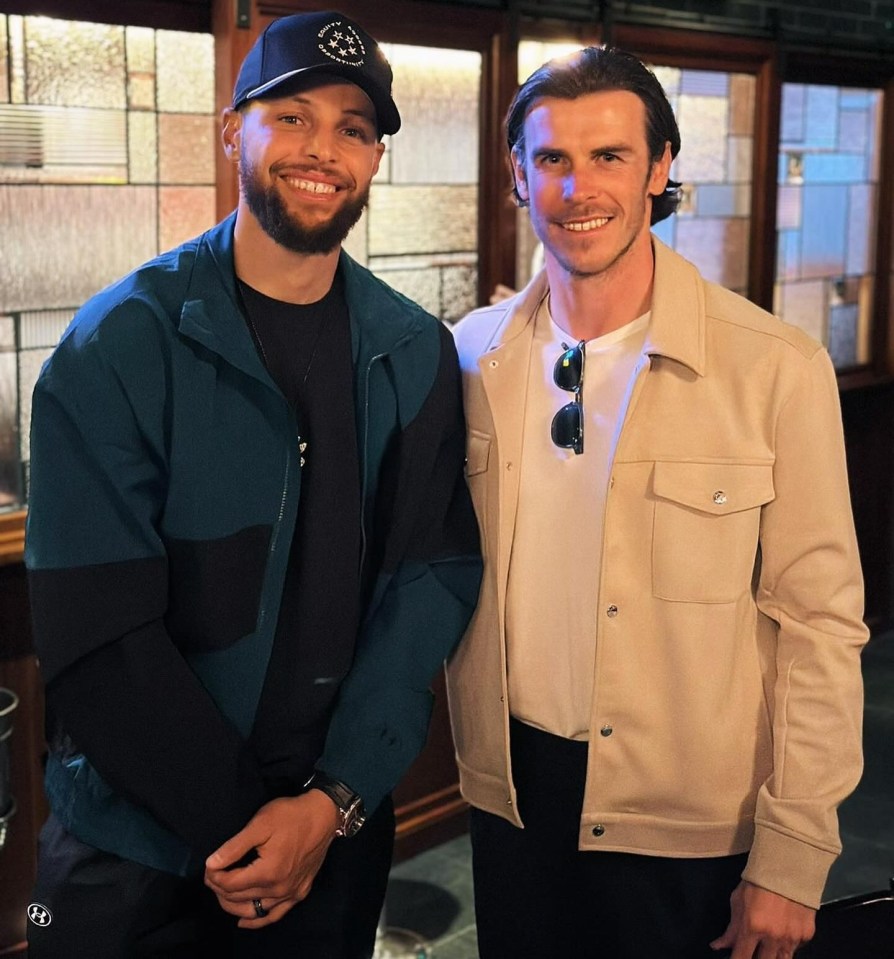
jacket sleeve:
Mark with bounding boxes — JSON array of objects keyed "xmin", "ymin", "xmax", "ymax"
[
  {"xmin": 744, "ymin": 346, "xmax": 868, "ymax": 908},
  {"xmin": 26, "ymin": 320, "xmax": 268, "ymax": 860},
  {"xmin": 317, "ymin": 324, "xmax": 483, "ymax": 812}
]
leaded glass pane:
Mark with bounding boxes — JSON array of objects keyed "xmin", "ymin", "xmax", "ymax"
[
  {"xmin": 129, "ymin": 111, "xmax": 158, "ymax": 183},
  {"xmin": 156, "ymin": 31, "xmax": 214, "ymax": 114},
  {"xmin": 662, "ymin": 69, "xmax": 755, "ymax": 294},
  {"xmin": 127, "ymin": 27, "xmax": 157, "ymax": 111},
  {"xmin": 774, "ymin": 83, "xmax": 881, "ymax": 368},
  {"xmin": 159, "ymin": 185, "xmax": 215, "ymax": 251},
  {"xmin": 159, "ymin": 114, "xmax": 215, "ymax": 184},
  {"xmin": 369, "ymin": 184, "xmax": 477, "ymax": 256},
  {"xmin": 675, "ymin": 217, "xmax": 749, "ymax": 291},
  {"xmin": 9, "ymin": 16, "xmax": 25, "ymax": 104},
  {"xmin": 0, "ymin": 18, "xmax": 9, "ymax": 104},
  {"xmin": 25, "ymin": 18, "xmax": 126, "ymax": 109},
  {"xmin": 0, "ymin": 184, "xmax": 157, "ymax": 312},
  {"xmin": 382, "ymin": 45, "xmax": 480, "ymax": 184}
]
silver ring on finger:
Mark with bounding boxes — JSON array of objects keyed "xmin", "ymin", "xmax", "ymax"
[{"xmin": 252, "ymin": 898, "xmax": 269, "ymax": 919}]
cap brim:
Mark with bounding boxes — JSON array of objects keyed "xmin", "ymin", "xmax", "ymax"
[{"xmin": 233, "ymin": 64, "xmax": 401, "ymax": 135}]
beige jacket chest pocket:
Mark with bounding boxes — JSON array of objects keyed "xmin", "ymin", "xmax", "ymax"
[
  {"xmin": 465, "ymin": 429, "xmax": 491, "ymax": 520},
  {"xmin": 652, "ymin": 461, "xmax": 775, "ymax": 604}
]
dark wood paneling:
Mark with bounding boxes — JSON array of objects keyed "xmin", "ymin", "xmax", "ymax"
[
  {"xmin": 0, "ymin": 0, "xmax": 210, "ymax": 31},
  {"xmin": 0, "ymin": 563, "xmax": 45, "ymax": 956},
  {"xmin": 840, "ymin": 381, "xmax": 894, "ymax": 631}
]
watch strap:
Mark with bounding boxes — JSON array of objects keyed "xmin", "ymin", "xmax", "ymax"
[{"xmin": 304, "ymin": 770, "xmax": 366, "ymax": 837}]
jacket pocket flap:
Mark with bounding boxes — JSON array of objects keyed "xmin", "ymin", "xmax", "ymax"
[
  {"xmin": 465, "ymin": 430, "xmax": 491, "ymax": 477},
  {"xmin": 653, "ymin": 461, "xmax": 774, "ymax": 515}
]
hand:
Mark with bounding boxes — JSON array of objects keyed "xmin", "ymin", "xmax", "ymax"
[
  {"xmin": 204, "ymin": 791, "xmax": 340, "ymax": 928},
  {"xmin": 710, "ymin": 881, "xmax": 816, "ymax": 959}
]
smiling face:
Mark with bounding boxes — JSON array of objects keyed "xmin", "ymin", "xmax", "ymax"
[
  {"xmin": 223, "ymin": 78, "xmax": 385, "ymax": 255},
  {"xmin": 512, "ymin": 89, "xmax": 671, "ymax": 282}
]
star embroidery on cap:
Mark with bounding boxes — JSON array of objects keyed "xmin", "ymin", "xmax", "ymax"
[{"xmin": 318, "ymin": 21, "xmax": 366, "ymax": 66}]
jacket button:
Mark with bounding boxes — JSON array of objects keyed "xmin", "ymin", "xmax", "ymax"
[
  {"xmin": 606, "ymin": 605, "xmax": 618, "ymax": 617},
  {"xmin": 592, "ymin": 824, "xmax": 605, "ymax": 837},
  {"xmin": 713, "ymin": 490, "xmax": 727, "ymax": 505},
  {"xmin": 600, "ymin": 725, "xmax": 613, "ymax": 737}
]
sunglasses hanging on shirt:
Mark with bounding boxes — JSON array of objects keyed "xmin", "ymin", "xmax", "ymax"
[{"xmin": 551, "ymin": 340, "xmax": 586, "ymax": 455}]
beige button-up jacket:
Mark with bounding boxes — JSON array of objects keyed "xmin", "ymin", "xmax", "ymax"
[{"xmin": 446, "ymin": 237, "xmax": 868, "ymax": 908}]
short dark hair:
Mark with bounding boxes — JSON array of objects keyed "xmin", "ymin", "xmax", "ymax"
[{"xmin": 506, "ymin": 46, "xmax": 682, "ymax": 225}]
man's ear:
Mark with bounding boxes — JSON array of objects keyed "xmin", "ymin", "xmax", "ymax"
[
  {"xmin": 221, "ymin": 107, "xmax": 242, "ymax": 165},
  {"xmin": 510, "ymin": 147, "xmax": 530, "ymax": 203},
  {"xmin": 648, "ymin": 141, "xmax": 672, "ymax": 197}
]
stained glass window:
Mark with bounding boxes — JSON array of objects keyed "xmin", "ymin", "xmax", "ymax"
[
  {"xmin": 0, "ymin": 15, "xmax": 216, "ymax": 511},
  {"xmin": 650, "ymin": 68, "xmax": 754, "ymax": 295},
  {"xmin": 773, "ymin": 83, "xmax": 881, "ymax": 368}
]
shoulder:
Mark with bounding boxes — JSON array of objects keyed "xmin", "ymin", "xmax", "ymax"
[
  {"xmin": 653, "ymin": 236, "xmax": 824, "ymax": 365},
  {"xmin": 42, "ymin": 234, "xmax": 208, "ymax": 385},
  {"xmin": 452, "ymin": 299, "xmax": 516, "ymax": 371},
  {"xmin": 704, "ymin": 282, "xmax": 823, "ymax": 362}
]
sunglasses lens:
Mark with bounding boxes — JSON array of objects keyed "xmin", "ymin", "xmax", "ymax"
[
  {"xmin": 554, "ymin": 344, "xmax": 583, "ymax": 392},
  {"xmin": 551, "ymin": 402, "xmax": 583, "ymax": 453}
]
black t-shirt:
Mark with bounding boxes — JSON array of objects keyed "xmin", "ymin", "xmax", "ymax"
[{"xmin": 237, "ymin": 272, "xmax": 361, "ymax": 795}]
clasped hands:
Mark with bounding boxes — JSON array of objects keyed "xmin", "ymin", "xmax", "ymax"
[{"xmin": 204, "ymin": 790, "xmax": 340, "ymax": 928}]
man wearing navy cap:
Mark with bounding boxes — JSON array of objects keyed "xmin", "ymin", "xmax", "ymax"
[{"xmin": 25, "ymin": 11, "xmax": 481, "ymax": 958}]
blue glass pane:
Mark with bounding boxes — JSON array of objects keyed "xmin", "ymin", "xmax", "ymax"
[
  {"xmin": 680, "ymin": 70, "xmax": 728, "ymax": 96},
  {"xmin": 803, "ymin": 87, "xmax": 838, "ymax": 150},
  {"xmin": 800, "ymin": 184, "xmax": 847, "ymax": 278},
  {"xmin": 780, "ymin": 84, "xmax": 806, "ymax": 143},
  {"xmin": 803, "ymin": 153, "xmax": 866, "ymax": 183},
  {"xmin": 829, "ymin": 303, "xmax": 858, "ymax": 367}
]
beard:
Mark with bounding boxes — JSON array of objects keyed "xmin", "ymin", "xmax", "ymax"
[{"xmin": 240, "ymin": 155, "xmax": 369, "ymax": 255}]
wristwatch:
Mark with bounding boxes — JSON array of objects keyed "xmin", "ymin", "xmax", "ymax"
[{"xmin": 304, "ymin": 770, "xmax": 366, "ymax": 838}]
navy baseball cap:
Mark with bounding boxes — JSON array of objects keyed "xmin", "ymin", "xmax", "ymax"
[{"xmin": 232, "ymin": 11, "xmax": 401, "ymax": 135}]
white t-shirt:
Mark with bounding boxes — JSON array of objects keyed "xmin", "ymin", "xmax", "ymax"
[{"xmin": 505, "ymin": 297, "xmax": 649, "ymax": 740}]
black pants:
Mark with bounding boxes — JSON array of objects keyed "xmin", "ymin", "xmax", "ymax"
[
  {"xmin": 28, "ymin": 798, "xmax": 395, "ymax": 959},
  {"xmin": 471, "ymin": 718, "xmax": 748, "ymax": 959}
]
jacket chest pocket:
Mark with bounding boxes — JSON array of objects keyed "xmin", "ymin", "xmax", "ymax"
[{"xmin": 651, "ymin": 461, "xmax": 774, "ymax": 604}]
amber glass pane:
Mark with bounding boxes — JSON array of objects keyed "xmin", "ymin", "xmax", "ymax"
[
  {"xmin": 773, "ymin": 84, "xmax": 881, "ymax": 368},
  {"xmin": 159, "ymin": 185, "xmax": 215, "ymax": 251},
  {"xmin": 158, "ymin": 114, "xmax": 215, "ymax": 184},
  {"xmin": 127, "ymin": 27, "xmax": 156, "ymax": 111}
]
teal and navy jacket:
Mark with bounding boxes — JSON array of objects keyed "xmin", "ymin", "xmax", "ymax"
[{"xmin": 25, "ymin": 213, "xmax": 482, "ymax": 875}]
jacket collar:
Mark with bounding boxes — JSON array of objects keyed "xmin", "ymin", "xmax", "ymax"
[
  {"xmin": 486, "ymin": 235, "xmax": 707, "ymax": 377},
  {"xmin": 177, "ymin": 212, "xmax": 269, "ymax": 384},
  {"xmin": 643, "ymin": 236, "xmax": 706, "ymax": 376},
  {"xmin": 177, "ymin": 212, "xmax": 425, "ymax": 379}
]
